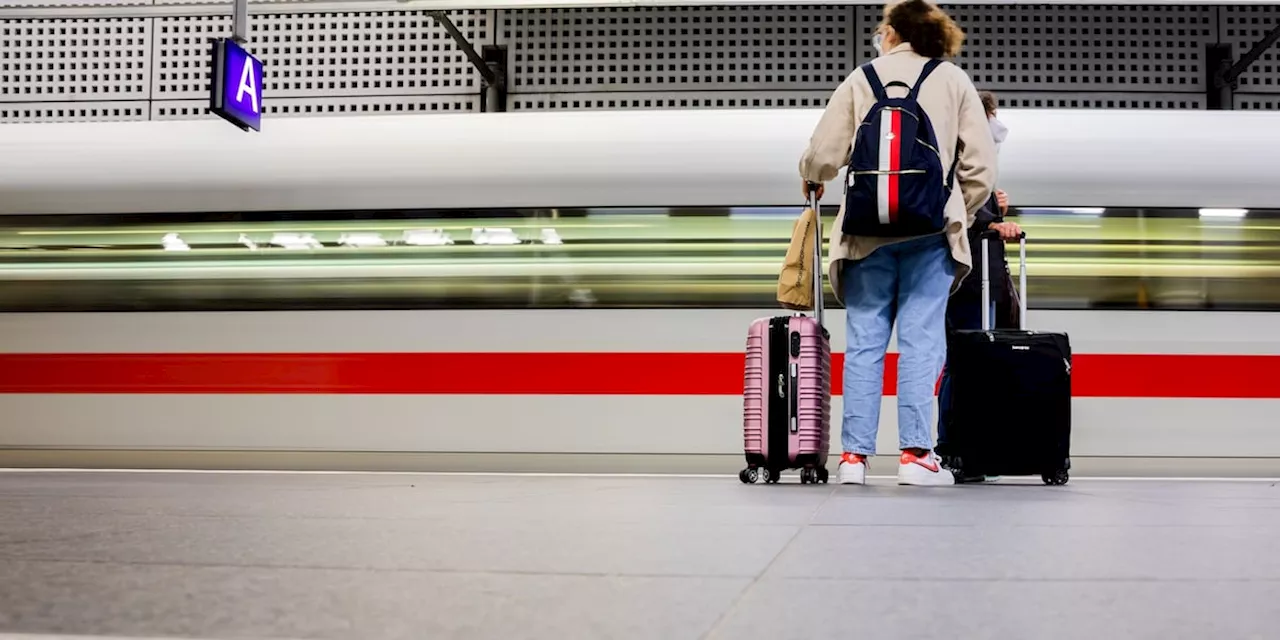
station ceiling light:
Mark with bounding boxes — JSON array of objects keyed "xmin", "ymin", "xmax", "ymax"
[
  {"xmin": 472, "ymin": 228, "xmax": 521, "ymax": 246},
  {"xmin": 270, "ymin": 232, "xmax": 323, "ymax": 250},
  {"xmin": 540, "ymin": 228, "xmax": 564, "ymax": 245},
  {"xmin": 339, "ymin": 233, "xmax": 389, "ymax": 248},
  {"xmin": 403, "ymin": 229, "xmax": 455, "ymax": 246},
  {"xmin": 1020, "ymin": 207, "xmax": 1105, "ymax": 216},
  {"xmin": 1199, "ymin": 208, "xmax": 1248, "ymax": 218},
  {"xmin": 161, "ymin": 233, "xmax": 190, "ymax": 252}
]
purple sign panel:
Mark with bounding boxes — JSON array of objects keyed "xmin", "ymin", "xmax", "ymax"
[{"xmin": 210, "ymin": 38, "xmax": 264, "ymax": 132}]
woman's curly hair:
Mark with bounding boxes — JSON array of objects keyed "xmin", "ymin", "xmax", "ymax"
[{"xmin": 882, "ymin": 0, "xmax": 965, "ymax": 59}]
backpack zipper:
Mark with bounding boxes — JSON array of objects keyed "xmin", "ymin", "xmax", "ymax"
[
  {"xmin": 876, "ymin": 105, "xmax": 921, "ymax": 121},
  {"xmin": 850, "ymin": 169, "xmax": 928, "ymax": 175}
]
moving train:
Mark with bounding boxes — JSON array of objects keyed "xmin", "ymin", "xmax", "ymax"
[{"xmin": 0, "ymin": 108, "xmax": 1277, "ymax": 476}]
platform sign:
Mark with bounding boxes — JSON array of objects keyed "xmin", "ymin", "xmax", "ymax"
[{"xmin": 209, "ymin": 38, "xmax": 264, "ymax": 132}]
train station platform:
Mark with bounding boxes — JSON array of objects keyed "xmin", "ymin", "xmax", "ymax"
[{"xmin": 1, "ymin": 470, "xmax": 1277, "ymax": 640}]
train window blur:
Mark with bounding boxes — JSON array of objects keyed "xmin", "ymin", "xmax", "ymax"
[{"xmin": 0, "ymin": 207, "xmax": 1276, "ymax": 312}]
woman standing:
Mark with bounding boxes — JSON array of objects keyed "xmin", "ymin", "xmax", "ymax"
[{"xmin": 799, "ymin": 0, "xmax": 997, "ymax": 486}]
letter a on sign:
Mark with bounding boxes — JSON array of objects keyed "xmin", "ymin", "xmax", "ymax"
[
  {"xmin": 211, "ymin": 38, "xmax": 264, "ymax": 131},
  {"xmin": 236, "ymin": 58, "xmax": 259, "ymax": 114}
]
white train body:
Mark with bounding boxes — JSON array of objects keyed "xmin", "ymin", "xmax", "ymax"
[
  {"xmin": 3, "ymin": 108, "xmax": 1279, "ymax": 215},
  {"xmin": 0, "ymin": 109, "xmax": 1277, "ymax": 475}
]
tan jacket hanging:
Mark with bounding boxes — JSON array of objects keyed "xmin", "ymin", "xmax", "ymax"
[{"xmin": 776, "ymin": 205, "xmax": 819, "ymax": 310}]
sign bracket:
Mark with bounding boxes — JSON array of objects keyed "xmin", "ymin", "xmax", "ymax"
[
  {"xmin": 428, "ymin": 11, "xmax": 507, "ymax": 112},
  {"xmin": 232, "ymin": 0, "xmax": 248, "ymax": 43},
  {"xmin": 1210, "ymin": 19, "xmax": 1280, "ymax": 109}
]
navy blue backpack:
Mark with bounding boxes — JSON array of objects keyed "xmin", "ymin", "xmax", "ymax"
[{"xmin": 842, "ymin": 59, "xmax": 960, "ymax": 237}]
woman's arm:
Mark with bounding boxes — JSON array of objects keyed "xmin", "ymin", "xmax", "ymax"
[{"xmin": 799, "ymin": 75, "xmax": 858, "ymax": 184}]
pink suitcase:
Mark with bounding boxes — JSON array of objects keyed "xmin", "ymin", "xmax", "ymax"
[{"xmin": 740, "ymin": 189, "xmax": 832, "ymax": 484}]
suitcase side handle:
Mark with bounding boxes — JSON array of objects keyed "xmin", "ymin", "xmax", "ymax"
[
  {"xmin": 979, "ymin": 229, "xmax": 1028, "ymax": 331},
  {"xmin": 807, "ymin": 182, "xmax": 824, "ymax": 329}
]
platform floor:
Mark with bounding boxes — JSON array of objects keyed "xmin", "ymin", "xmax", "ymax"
[{"xmin": 1, "ymin": 471, "xmax": 1278, "ymax": 640}]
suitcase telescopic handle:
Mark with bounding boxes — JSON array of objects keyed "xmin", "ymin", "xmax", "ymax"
[
  {"xmin": 979, "ymin": 229, "xmax": 1028, "ymax": 332},
  {"xmin": 807, "ymin": 182, "xmax": 824, "ymax": 329}
]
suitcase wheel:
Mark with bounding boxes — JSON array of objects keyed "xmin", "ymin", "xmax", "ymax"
[
  {"xmin": 739, "ymin": 467, "xmax": 778, "ymax": 484},
  {"xmin": 1042, "ymin": 469, "xmax": 1069, "ymax": 486},
  {"xmin": 799, "ymin": 467, "xmax": 829, "ymax": 485}
]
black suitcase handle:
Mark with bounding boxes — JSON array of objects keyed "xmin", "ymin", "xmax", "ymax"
[
  {"xmin": 978, "ymin": 229, "xmax": 1027, "ymax": 331},
  {"xmin": 806, "ymin": 182, "xmax": 824, "ymax": 329}
]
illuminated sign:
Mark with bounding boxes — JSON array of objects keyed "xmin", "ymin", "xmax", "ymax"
[{"xmin": 209, "ymin": 38, "xmax": 264, "ymax": 132}]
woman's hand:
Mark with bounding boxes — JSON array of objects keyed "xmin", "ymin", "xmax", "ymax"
[
  {"xmin": 989, "ymin": 221, "xmax": 1021, "ymax": 242},
  {"xmin": 996, "ymin": 189, "xmax": 1009, "ymax": 215},
  {"xmin": 802, "ymin": 181, "xmax": 824, "ymax": 202}
]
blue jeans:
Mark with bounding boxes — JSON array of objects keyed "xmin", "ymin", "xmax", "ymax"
[
  {"xmin": 936, "ymin": 294, "xmax": 996, "ymax": 452},
  {"xmin": 840, "ymin": 234, "xmax": 955, "ymax": 455}
]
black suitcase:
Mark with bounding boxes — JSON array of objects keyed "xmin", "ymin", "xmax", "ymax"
[{"xmin": 944, "ymin": 230, "xmax": 1073, "ymax": 485}]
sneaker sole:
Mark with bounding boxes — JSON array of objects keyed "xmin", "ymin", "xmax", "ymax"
[{"xmin": 897, "ymin": 469, "xmax": 956, "ymax": 486}]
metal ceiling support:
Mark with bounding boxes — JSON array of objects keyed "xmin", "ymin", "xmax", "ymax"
[
  {"xmin": 427, "ymin": 11, "xmax": 507, "ymax": 112},
  {"xmin": 481, "ymin": 44, "xmax": 509, "ymax": 113},
  {"xmin": 232, "ymin": 0, "xmax": 249, "ymax": 43},
  {"xmin": 1222, "ymin": 21, "xmax": 1280, "ymax": 86},
  {"xmin": 1206, "ymin": 43, "xmax": 1234, "ymax": 110},
  {"xmin": 1211, "ymin": 20, "xmax": 1280, "ymax": 110}
]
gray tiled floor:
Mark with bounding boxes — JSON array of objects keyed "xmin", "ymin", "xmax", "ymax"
[{"xmin": 0, "ymin": 472, "xmax": 1278, "ymax": 640}]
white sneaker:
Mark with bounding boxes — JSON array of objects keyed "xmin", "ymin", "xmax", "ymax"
[
  {"xmin": 897, "ymin": 450, "xmax": 955, "ymax": 486},
  {"xmin": 838, "ymin": 452, "xmax": 867, "ymax": 485}
]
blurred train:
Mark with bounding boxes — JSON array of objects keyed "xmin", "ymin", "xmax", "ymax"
[{"xmin": 0, "ymin": 108, "xmax": 1277, "ymax": 476}]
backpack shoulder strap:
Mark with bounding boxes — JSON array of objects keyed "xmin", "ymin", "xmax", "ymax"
[
  {"xmin": 860, "ymin": 63, "xmax": 887, "ymax": 102},
  {"xmin": 906, "ymin": 58, "xmax": 960, "ymax": 191},
  {"xmin": 907, "ymin": 59, "xmax": 944, "ymax": 100}
]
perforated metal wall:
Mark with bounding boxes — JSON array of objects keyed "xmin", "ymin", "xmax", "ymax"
[
  {"xmin": 151, "ymin": 95, "xmax": 478, "ymax": 121},
  {"xmin": 503, "ymin": 6, "xmax": 852, "ymax": 94},
  {"xmin": 152, "ymin": 11, "xmax": 486, "ymax": 101},
  {"xmin": 907, "ymin": 5, "xmax": 1216, "ymax": 93},
  {"xmin": 1, "ymin": 17, "xmax": 151, "ymax": 104},
  {"xmin": 1, "ymin": 4, "xmax": 485, "ymax": 123},
  {"xmin": 1, "ymin": 2, "xmax": 1278, "ymax": 123},
  {"xmin": 996, "ymin": 92, "xmax": 1205, "ymax": 110},
  {"xmin": 6, "ymin": 1, "xmax": 148, "ymax": 7},
  {"xmin": 510, "ymin": 90, "xmax": 829, "ymax": 111},
  {"xmin": 0, "ymin": 101, "xmax": 146, "ymax": 122},
  {"xmin": 505, "ymin": 4, "xmax": 1229, "ymax": 111}
]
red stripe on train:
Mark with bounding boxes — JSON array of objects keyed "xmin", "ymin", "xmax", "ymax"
[{"xmin": 0, "ymin": 353, "xmax": 1274, "ymax": 398}]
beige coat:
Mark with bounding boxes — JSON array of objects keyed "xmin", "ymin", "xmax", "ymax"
[{"xmin": 799, "ymin": 43, "xmax": 997, "ymax": 303}]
